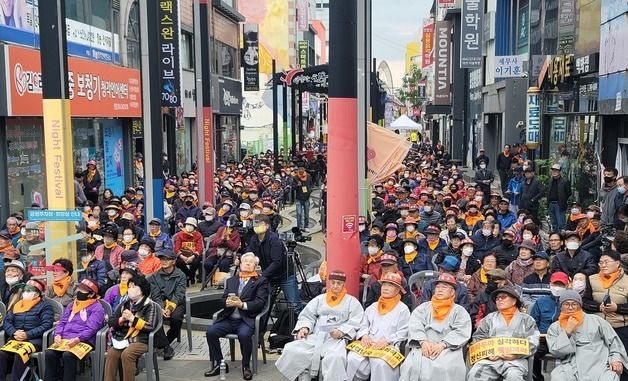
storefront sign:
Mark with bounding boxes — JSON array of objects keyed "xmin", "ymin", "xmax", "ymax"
[
  {"xmin": 0, "ymin": 1, "xmax": 120, "ymax": 64},
  {"xmin": 434, "ymin": 21, "xmax": 452, "ymax": 106},
  {"xmin": 202, "ymin": 106, "xmax": 214, "ymax": 202},
  {"xmin": 552, "ymin": 117, "xmax": 566, "ymax": 143},
  {"xmin": 213, "ymin": 75, "xmax": 242, "ymax": 115},
  {"xmin": 494, "ymin": 55, "xmax": 525, "ymax": 78},
  {"xmin": 298, "ymin": 41, "xmax": 309, "ymax": 69},
  {"xmin": 242, "ymin": 24, "xmax": 259, "ymax": 92},
  {"xmin": 438, "ymin": 0, "xmax": 456, "ymax": 8},
  {"xmin": 547, "ymin": 54, "xmax": 574, "ymax": 87},
  {"xmin": 296, "ymin": 0, "xmax": 309, "ymax": 31},
  {"xmin": 574, "ymin": 53, "xmax": 599, "ymax": 76},
  {"xmin": 526, "ymin": 87, "xmax": 541, "ymax": 149},
  {"xmin": 158, "ymin": 0, "xmax": 182, "ymax": 107},
  {"xmin": 422, "ymin": 22, "xmax": 434, "ymax": 68},
  {"xmin": 42, "ymin": 99, "xmax": 73, "ymax": 209},
  {"xmin": 290, "ymin": 65, "xmax": 329, "ymax": 93},
  {"xmin": 5, "ymin": 45, "xmax": 142, "ymax": 117},
  {"xmin": 103, "ymin": 121, "xmax": 125, "ymax": 196},
  {"xmin": 460, "ymin": 0, "xmax": 484, "ymax": 68}
]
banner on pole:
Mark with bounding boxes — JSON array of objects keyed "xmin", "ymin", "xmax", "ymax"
[
  {"xmin": 158, "ymin": 0, "xmax": 182, "ymax": 107},
  {"xmin": 243, "ymin": 24, "xmax": 260, "ymax": 91}
]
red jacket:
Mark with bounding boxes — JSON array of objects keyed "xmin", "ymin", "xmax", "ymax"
[
  {"xmin": 207, "ymin": 226, "xmax": 241, "ymax": 258},
  {"xmin": 174, "ymin": 231, "xmax": 204, "ymax": 256}
]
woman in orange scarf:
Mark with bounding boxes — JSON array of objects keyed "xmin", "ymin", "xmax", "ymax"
[
  {"xmin": 44, "ymin": 259, "xmax": 78, "ymax": 307},
  {"xmin": 467, "ymin": 285, "xmax": 540, "ymax": 380},
  {"xmin": 0, "ymin": 279, "xmax": 54, "ymax": 380},
  {"xmin": 347, "ymin": 273, "xmax": 410, "ymax": 381},
  {"xmin": 43, "ymin": 278, "xmax": 105, "ymax": 381},
  {"xmin": 399, "ymin": 273, "xmax": 471, "ymax": 380}
]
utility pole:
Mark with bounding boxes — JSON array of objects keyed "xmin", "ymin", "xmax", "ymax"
[
  {"xmin": 272, "ymin": 60, "xmax": 280, "ymax": 172},
  {"xmin": 38, "ymin": 0, "xmax": 77, "ymax": 270},
  {"xmin": 327, "ymin": 0, "xmax": 360, "ymax": 296},
  {"xmin": 194, "ymin": 0, "xmax": 215, "ymax": 205}
]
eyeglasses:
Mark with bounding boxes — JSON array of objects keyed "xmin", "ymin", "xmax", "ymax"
[
  {"xmin": 561, "ymin": 302, "xmax": 580, "ymax": 309},
  {"xmin": 598, "ymin": 260, "xmax": 618, "ymax": 266},
  {"xmin": 495, "ymin": 294, "xmax": 512, "ymax": 301}
]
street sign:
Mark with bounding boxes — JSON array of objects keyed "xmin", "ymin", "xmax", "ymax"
[{"xmin": 26, "ymin": 209, "xmax": 83, "ymax": 222}]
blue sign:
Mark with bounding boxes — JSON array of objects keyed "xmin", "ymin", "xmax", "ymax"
[
  {"xmin": 103, "ymin": 121, "xmax": 125, "ymax": 196},
  {"xmin": 26, "ymin": 209, "xmax": 83, "ymax": 221}
]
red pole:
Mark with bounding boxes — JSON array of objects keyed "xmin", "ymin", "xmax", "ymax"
[{"xmin": 327, "ymin": 0, "xmax": 360, "ymax": 296}]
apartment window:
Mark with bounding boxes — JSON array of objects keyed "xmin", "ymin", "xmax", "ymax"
[
  {"xmin": 214, "ymin": 40, "xmax": 237, "ymax": 78},
  {"xmin": 181, "ymin": 32, "xmax": 194, "ymax": 69},
  {"xmin": 126, "ymin": 1, "xmax": 140, "ymax": 68}
]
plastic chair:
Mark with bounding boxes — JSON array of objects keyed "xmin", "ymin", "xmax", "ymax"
[
  {"xmin": 87, "ymin": 300, "xmax": 113, "ymax": 381},
  {"xmin": 99, "ymin": 301, "xmax": 163, "ymax": 381},
  {"xmin": 361, "ymin": 275, "xmax": 371, "ymax": 306},
  {"xmin": 33, "ymin": 298, "xmax": 64, "ymax": 378},
  {"xmin": 407, "ymin": 270, "xmax": 439, "ymax": 293},
  {"xmin": 210, "ymin": 292, "xmax": 271, "ymax": 374}
]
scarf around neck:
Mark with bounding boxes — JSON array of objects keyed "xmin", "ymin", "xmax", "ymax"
[
  {"xmin": 431, "ymin": 296, "xmax": 454, "ymax": 322},
  {"xmin": 559, "ymin": 309, "xmax": 584, "ymax": 330},
  {"xmin": 72, "ymin": 298, "xmax": 98, "ymax": 315},
  {"xmin": 600, "ymin": 269, "xmax": 622, "ymax": 289},
  {"xmin": 377, "ymin": 294, "xmax": 401, "ymax": 315},
  {"xmin": 53, "ymin": 276, "xmax": 72, "ymax": 297},
  {"xmin": 326, "ymin": 287, "xmax": 347, "ymax": 308},
  {"xmin": 500, "ymin": 305, "xmax": 518, "ymax": 326},
  {"xmin": 13, "ymin": 297, "xmax": 41, "ymax": 314}
]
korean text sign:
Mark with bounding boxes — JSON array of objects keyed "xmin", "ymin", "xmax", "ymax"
[
  {"xmin": 461, "ymin": 0, "xmax": 484, "ymax": 68},
  {"xmin": 494, "ymin": 55, "xmax": 525, "ymax": 78},
  {"xmin": 158, "ymin": 0, "xmax": 182, "ymax": 107},
  {"xmin": 6, "ymin": 45, "xmax": 141, "ymax": 117}
]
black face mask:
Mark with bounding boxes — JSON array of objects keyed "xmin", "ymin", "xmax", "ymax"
[
  {"xmin": 604, "ymin": 176, "xmax": 616, "ymax": 184},
  {"xmin": 76, "ymin": 292, "xmax": 90, "ymax": 301},
  {"xmin": 185, "ymin": 200, "xmax": 193, "ymax": 207},
  {"xmin": 502, "ymin": 239, "xmax": 513, "ymax": 248},
  {"xmin": 486, "ymin": 280, "xmax": 498, "ymax": 293}
]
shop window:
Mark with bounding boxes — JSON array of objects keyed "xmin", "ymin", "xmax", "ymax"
[
  {"xmin": 214, "ymin": 40, "xmax": 237, "ymax": 78},
  {"xmin": 219, "ymin": 115, "xmax": 240, "ymax": 163},
  {"xmin": 126, "ymin": 1, "xmax": 140, "ymax": 69},
  {"xmin": 181, "ymin": 32, "xmax": 194, "ymax": 70},
  {"xmin": 5, "ymin": 120, "xmax": 45, "ymax": 214}
]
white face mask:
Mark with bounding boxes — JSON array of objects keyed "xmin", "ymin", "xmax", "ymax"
[
  {"xmin": 522, "ymin": 233, "xmax": 533, "ymax": 240},
  {"xmin": 205, "ymin": 215, "xmax": 214, "ymax": 221},
  {"xmin": 138, "ymin": 248, "xmax": 149, "ymax": 259},
  {"xmin": 572, "ymin": 280, "xmax": 586, "ymax": 293},
  {"xmin": 400, "ymin": 210, "xmax": 409, "ymax": 217},
  {"xmin": 123, "ymin": 235, "xmax": 134, "ymax": 242},
  {"xmin": 586, "ymin": 211, "xmax": 595, "ymax": 219},
  {"xmin": 566, "ymin": 241, "xmax": 580, "ymax": 250},
  {"xmin": 462, "ymin": 246, "xmax": 474, "ymax": 256},
  {"xmin": 252, "ymin": 209, "xmax": 262, "ymax": 215},
  {"xmin": 571, "ymin": 208, "xmax": 580, "ymax": 214},
  {"xmin": 406, "ymin": 225, "xmax": 416, "ymax": 232},
  {"xmin": 424, "ymin": 206, "xmax": 433, "ymax": 213},
  {"xmin": 358, "ymin": 224, "xmax": 366, "ymax": 232},
  {"xmin": 5, "ymin": 276, "xmax": 19, "ymax": 286},
  {"xmin": 103, "ymin": 237, "xmax": 114, "ymax": 245},
  {"xmin": 404, "ymin": 245, "xmax": 415, "ymax": 254},
  {"xmin": 368, "ymin": 247, "xmax": 379, "ymax": 255},
  {"xmin": 480, "ymin": 164, "xmax": 487, "ymax": 169},
  {"xmin": 482, "ymin": 229, "xmax": 492, "ymax": 237},
  {"xmin": 475, "ymin": 196, "xmax": 483, "ymax": 202},
  {"xmin": 107, "ymin": 210, "xmax": 117, "ymax": 217},
  {"xmin": 240, "ymin": 211, "xmax": 249, "ymax": 218},
  {"xmin": 127, "ymin": 287, "xmax": 142, "ymax": 302},
  {"xmin": 185, "ymin": 225, "xmax": 195, "ymax": 233},
  {"xmin": 21, "ymin": 291, "xmax": 37, "ymax": 301},
  {"xmin": 550, "ymin": 286, "xmax": 565, "ymax": 297}
]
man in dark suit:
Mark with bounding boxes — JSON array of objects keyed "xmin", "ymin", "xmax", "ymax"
[{"xmin": 205, "ymin": 252, "xmax": 270, "ymax": 380}]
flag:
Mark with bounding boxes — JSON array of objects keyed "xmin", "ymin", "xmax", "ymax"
[{"xmin": 367, "ymin": 122, "xmax": 412, "ymax": 186}]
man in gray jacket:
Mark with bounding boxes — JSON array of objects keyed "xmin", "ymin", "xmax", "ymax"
[{"xmin": 601, "ymin": 167, "xmax": 620, "ymax": 225}]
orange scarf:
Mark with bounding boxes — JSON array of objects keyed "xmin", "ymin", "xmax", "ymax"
[
  {"xmin": 71, "ymin": 298, "xmax": 98, "ymax": 315},
  {"xmin": 431, "ymin": 296, "xmax": 454, "ymax": 321},
  {"xmin": 377, "ymin": 294, "xmax": 401, "ymax": 315},
  {"xmin": 367, "ymin": 251, "xmax": 382, "ymax": 264},
  {"xmin": 86, "ymin": 168, "xmax": 96, "ymax": 183},
  {"xmin": 326, "ymin": 287, "xmax": 347, "ymax": 308},
  {"xmin": 53, "ymin": 276, "xmax": 72, "ymax": 297},
  {"xmin": 427, "ymin": 239, "xmax": 439, "ymax": 251},
  {"xmin": 404, "ymin": 231, "xmax": 418, "ymax": 240},
  {"xmin": 559, "ymin": 309, "xmax": 584, "ymax": 330},
  {"xmin": 501, "ymin": 305, "xmax": 518, "ymax": 326},
  {"xmin": 239, "ymin": 271, "xmax": 258, "ymax": 280},
  {"xmin": 600, "ymin": 269, "xmax": 622, "ymax": 289},
  {"xmin": 120, "ymin": 281, "xmax": 128, "ymax": 296},
  {"xmin": 404, "ymin": 250, "xmax": 418, "ymax": 264},
  {"xmin": 104, "ymin": 241, "xmax": 117, "ymax": 250},
  {"xmin": 149, "ymin": 230, "xmax": 161, "ymax": 238},
  {"xmin": 479, "ymin": 268, "xmax": 488, "ymax": 284},
  {"xmin": 577, "ymin": 222, "xmax": 597, "ymax": 239},
  {"xmin": 218, "ymin": 208, "xmax": 227, "ymax": 217},
  {"xmin": 13, "ymin": 297, "xmax": 41, "ymax": 314},
  {"xmin": 123, "ymin": 239, "xmax": 138, "ymax": 250}
]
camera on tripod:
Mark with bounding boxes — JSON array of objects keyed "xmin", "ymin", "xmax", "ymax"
[
  {"xmin": 226, "ymin": 214, "xmax": 252, "ymax": 234},
  {"xmin": 280, "ymin": 227, "xmax": 312, "ymax": 248},
  {"xmin": 600, "ymin": 224, "xmax": 617, "ymax": 252}
]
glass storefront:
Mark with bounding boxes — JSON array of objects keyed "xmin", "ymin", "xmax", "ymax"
[
  {"xmin": 73, "ymin": 120, "xmax": 104, "ymax": 186},
  {"xmin": 219, "ymin": 115, "xmax": 240, "ymax": 163}
]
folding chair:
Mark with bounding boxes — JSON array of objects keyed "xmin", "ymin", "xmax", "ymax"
[
  {"xmin": 86, "ymin": 299, "xmax": 113, "ymax": 381},
  {"xmin": 32, "ymin": 298, "xmax": 64, "ymax": 379},
  {"xmin": 407, "ymin": 270, "xmax": 439, "ymax": 304},
  {"xmin": 210, "ymin": 292, "xmax": 272, "ymax": 374}
]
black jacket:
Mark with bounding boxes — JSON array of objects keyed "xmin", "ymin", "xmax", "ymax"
[
  {"xmin": 474, "ymin": 154, "xmax": 490, "ymax": 169},
  {"xmin": 547, "ymin": 176, "xmax": 572, "ymax": 211},
  {"xmin": 496, "ymin": 153, "xmax": 513, "ymax": 172},
  {"xmin": 474, "ymin": 169, "xmax": 494, "ymax": 190},
  {"xmin": 216, "ymin": 275, "xmax": 270, "ymax": 329},
  {"xmin": 246, "ymin": 231, "xmax": 293, "ymax": 282},
  {"xmin": 519, "ymin": 177, "xmax": 543, "ymax": 212},
  {"xmin": 550, "ymin": 248, "xmax": 598, "ymax": 278}
]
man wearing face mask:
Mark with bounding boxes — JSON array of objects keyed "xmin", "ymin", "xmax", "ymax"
[
  {"xmin": 551, "ymin": 232, "xmax": 598, "ymax": 278},
  {"xmin": 175, "ymin": 193, "xmax": 202, "ymax": 232},
  {"xmin": 44, "ymin": 278, "xmax": 105, "ymax": 381},
  {"xmin": 471, "ymin": 220, "xmax": 501, "ymax": 259},
  {"xmin": 528, "ymin": 271, "xmax": 568, "ymax": 381},
  {"xmin": 420, "ymin": 199, "xmax": 442, "ymax": 226},
  {"xmin": 547, "ymin": 163, "xmax": 572, "ymax": 232},
  {"xmin": 78, "ymin": 245, "xmax": 107, "ymax": 292},
  {"xmin": 142, "ymin": 218, "xmax": 174, "ymax": 253},
  {"xmin": 0, "ymin": 260, "xmax": 27, "ymax": 311},
  {"xmin": 361, "ymin": 236, "xmax": 385, "ymax": 280},
  {"xmin": 505, "ymin": 240, "xmax": 537, "ymax": 285},
  {"xmin": 493, "ymin": 228, "xmax": 519, "ymax": 269},
  {"xmin": 381, "ymin": 199, "xmax": 401, "ymax": 225},
  {"xmin": 103, "ymin": 204, "xmax": 121, "ymax": 226},
  {"xmin": 601, "ymin": 167, "xmax": 621, "ymax": 225},
  {"xmin": 496, "ymin": 198, "xmax": 517, "ymax": 230},
  {"xmin": 474, "ymin": 159, "xmax": 494, "ymax": 205},
  {"xmin": 198, "ymin": 207, "xmax": 221, "ymax": 239}
]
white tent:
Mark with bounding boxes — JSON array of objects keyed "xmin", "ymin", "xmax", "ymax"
[{"xmin": 388, "ymin": 114, "xmax": 422, "ymax": 131}]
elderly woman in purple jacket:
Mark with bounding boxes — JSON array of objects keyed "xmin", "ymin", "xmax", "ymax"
[{"xmin": 43, "ymin": 278, "xmax": 106, "ymax": 381}]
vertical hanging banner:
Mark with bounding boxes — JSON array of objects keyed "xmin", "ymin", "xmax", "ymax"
[
  {"xmin": 298, "ymin": 41, "xmax": 309, "ymax": 68},
  {"xmin": 243, "ymin": 24, "xmax": 260, "ymax": 91},
  {"xmin": 422, "ymin": 22, "xmax": 434, "ymax": 68},
  {"xmin": 461, "ymin": 0, "xmax": 484, "ymax": 68},
  {"xmin": 434, "ymin": 21, "xmax": 452, "ymax": 105},
  {"xmin": 526, "ymin": 87, "xmax": 541, "ymax": 149},
  {"xmin": 297, "ymin": 0, "xmax": 309, "ymax": 31},
  {"xmin": 158, "ymin": 0, "xmax": 181, "ymax": 107}
]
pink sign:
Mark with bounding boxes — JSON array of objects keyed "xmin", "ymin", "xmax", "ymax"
[{"xmin": 342, "ymin": 215, "xmax": 357, "ymax": 234}]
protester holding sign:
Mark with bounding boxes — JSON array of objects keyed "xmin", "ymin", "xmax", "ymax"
[
  {"xmin": 0, "ymin": 279, "xmax": 53, "ymax": 381},
  {"xmin": 547, "ymin": 290, "xmax": 628, "ymax": 381},
  {"xmin": 400, "ymin": 273, "xmax": 471, "ymax": 381},
  {"xmin": 44, "ymin": 278, "xmax": 105, "ymax": 381},
  {"xmin": 467, "ymin": 285, "xmax": 539, "ymax": 380},
  {"xmin": 346, "ymin": 272, "xmax": 410, "ymax": 381}
]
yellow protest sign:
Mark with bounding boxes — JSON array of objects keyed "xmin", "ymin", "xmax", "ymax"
[
  {"xmin": 49, "ymin": 340, "xmax": 93, "ymax": 360},
  {"xmin": 0, "ymin": 340, "xmax": 36, "ymax": 363},
  {"xmin": 346, "ymin": 341, "xmax": 405, "ymax": 368},
  {"xmin": 468, "ymin": 337, "xmax": 530, "ymax": 365}
]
